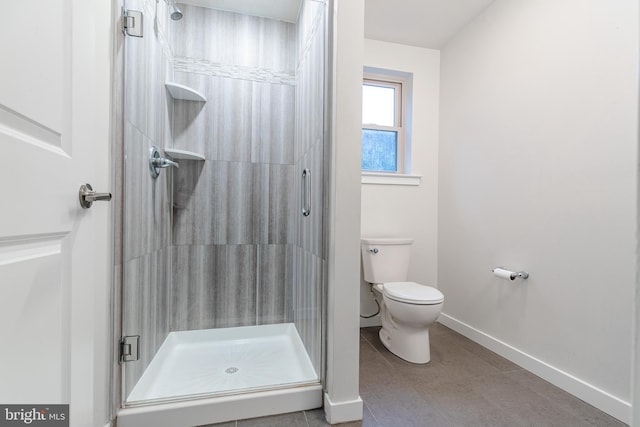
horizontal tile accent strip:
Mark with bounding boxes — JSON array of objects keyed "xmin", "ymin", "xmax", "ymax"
[{"xmin": 173, "ymin": 56, "xmax": 296, "ymax": 86}]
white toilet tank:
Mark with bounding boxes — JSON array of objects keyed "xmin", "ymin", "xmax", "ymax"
[{"xmin": 361, "ymin": 237, "xmax": 414, "ymax": 284}]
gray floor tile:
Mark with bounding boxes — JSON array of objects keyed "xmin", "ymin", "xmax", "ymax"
[
  {"xmin": 359, "ymin": 325, "xmax": 626, "ymax": 427},
  {"xmin": 305, "ymin": 401, "xmax": 379, "ymax": 427},
  {"xmin": 237, "ymin": 411, "xmax": 308, "ymax": 427},
  {"xmin": 197, "ymin": 422, "xmax": 236, "ymax": 427},
  {"xmin": 305, "ymin": 408, "xmax": 329, "ymax": 426},
  {"xmin": 466, "ymin": 372, "xmax": 592, "ymax": 426},
  {"xmin": 360, "ymin": 402, "xmax": 381, "ymax": 427},
  {"xmin": 197, "ymin": 325, "xmax": 626, "ymax": 427},
  {"xmin": 438, "ymin": 329, "xmax": 523, "ymax": 373},
  {"xmin": 413, "ymin": 376, "xmax": 520, "ymax": 426},
  {"xmin": 507, "ymin": 369, "xmax": 627, "ymax": 427}
]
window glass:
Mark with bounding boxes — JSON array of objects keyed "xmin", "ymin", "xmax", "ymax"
[
  {"xmin": 362, "ymin": 84, "xmax": 396, "ymax": 127},
  {"xmin": 361, "ymin": 129, "xmax": 398, "ymax": 172}
]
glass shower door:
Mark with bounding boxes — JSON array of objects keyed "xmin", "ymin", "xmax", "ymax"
[{"xmin": 120, "ymin": 0, "xmax": 327, "ymax": 407}]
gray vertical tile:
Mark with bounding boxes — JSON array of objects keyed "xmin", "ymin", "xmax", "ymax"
[
  {"xmin": 251, "ymin": 82, "xmax": 295, "ymax": 165},
  {"xmin": 122, "ymin": 248, "xmax": 171, "ymax": 400},
  {"xmin": 292, "ymin": 247, "xmax": 323, "ymax": 375},
  {"xmin": 213, "ymin": 244, "xmax": 257, "ymax": 328},
  {"xmin": 113, "ymin": 15, "xmax": 126, "ymax": 273},
  {"xmin": 173, "ymin": 160, "xmax": 254, "ymax": 245},
  {"xmin": 310, "ymin": 25, "xmax": 325, "ymax": 147},
  {"xmin": 256, "ymin": 244, "xmax": 290, "ymax": 325},
  {"xmin": 216, "ymin": 161, "xmax": 254, "ymax": 244},
  {"xmin": 123, "ymin": 122, "xmax": 144, "ymax": 260},
  {"xmin": 172, "ymin": 159, "xmax": 206, "ymax": 244},
  {"xmin": 255, "ymin": 15, "xmax": 297, "ymax": 72},
  {"xmin": 171, "ymin": 5, "xmax": 295, "ymax": 73},
  {"xmin": 171, "ymin": 244, "xmax": 216, "ymax": 331},
  {"xmin": 124, "ymin": 9, "xmax": 170, "ymax": 146},
  {"xmin": 174, "ymin": 74, "xmax": 254, "ymax": 163},
  {"xmin": 310, "ymin": 139, "xmax": 325, "ymax": 257},
  {"xmin": 154, "ymin": 247, "xmax": 172, "ymax": 346},
  {"xmin": 214, "ymin": 78, "xmax": 253, "ymax": 162},
  {"xmin": 123, "ymin": 254, "xmax": 146, "ymax": 398},
  {"xmin": 252, "ymin": 163, "xmax": 295, "ymax": 244},
  {"xmin": 111, "ymin": 263, "xmax": 123, "ymax": 415},
  {"xmin": 172, "ymin": 244, "xmax": 257, "ymax": 331},
  {"xmin": 122, "ymin": 248, "xmax": 171, "ymax": 395},
  {"xmin": 124, "ymin": 122, "xmax": 172, "ymax": 261}
]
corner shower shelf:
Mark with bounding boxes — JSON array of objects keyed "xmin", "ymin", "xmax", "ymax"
[
  {"xmin": 165, "ymin": 82, "xmax": 207, "ymax": 102},
  {"xmin": 165, "ymin": 148, "xmax": 205, "ymax": 161}
]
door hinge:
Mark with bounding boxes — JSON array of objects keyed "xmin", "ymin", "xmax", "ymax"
[
  {"xmin": 120, "ymin": 335, "xmax": 140, "ymax": 363},
  {"xmin": 123, "ymin": 9, "xmax": 143, "ymax": 38}
]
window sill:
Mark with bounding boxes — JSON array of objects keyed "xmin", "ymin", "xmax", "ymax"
[{"xmin": 361, "ymin": 172, "xmax": 422, "ymax": 186}]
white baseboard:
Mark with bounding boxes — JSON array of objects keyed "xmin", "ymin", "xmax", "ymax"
[
  {"xmin": 323, "ymin": 393, "xmax": 363, "ymax": 424},
  {"xmin": 438, "ymin": 313, "xmax": 631, "ymax": 424}
]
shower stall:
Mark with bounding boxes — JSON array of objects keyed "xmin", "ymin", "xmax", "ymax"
[{"xmin": 116, "ymin": 0, "xmax": 328, "ymax": 425}]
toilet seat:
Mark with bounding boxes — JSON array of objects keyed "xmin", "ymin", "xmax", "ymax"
[{"xmin": 382, "ymin": 282, "xmax": 444, "ymax": 305}]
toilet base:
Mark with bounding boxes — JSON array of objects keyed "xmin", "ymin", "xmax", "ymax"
[{"xmin": 379, "ymin": 325, "xmax": 431, "ymax": 364}]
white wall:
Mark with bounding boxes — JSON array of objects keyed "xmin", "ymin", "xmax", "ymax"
[
  {"xmin": 324, "ymin": 0, "xmax": 364, "ymax": 423},
  {"xmin": 360, "ymin": 40, "xmax": 440, "ymax": 323},
  {"xmin": 438, "ymin": 0, "xmax": 638, "ymax": 422}
]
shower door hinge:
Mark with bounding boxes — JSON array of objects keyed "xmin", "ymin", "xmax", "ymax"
[
  {"xmin": 120, "ymin": 335, "xmax": 140, "ymax": 363},
  {"xmin": 123, "ymin": 9, "xmax": 143, "ymax": 38}
]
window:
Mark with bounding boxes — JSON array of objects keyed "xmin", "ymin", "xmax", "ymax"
[{"xmin": 362, "ymin": 73, "xmax": 406, "ymax": 173}]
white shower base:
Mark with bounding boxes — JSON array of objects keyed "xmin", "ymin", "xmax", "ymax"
[
  {"xmin": 119, "ymin": 323, "xmax": 322, "ymax": 427},
  {"xmin": 127, "ymin": 323, "xmax": 319, "ymax": 403}
]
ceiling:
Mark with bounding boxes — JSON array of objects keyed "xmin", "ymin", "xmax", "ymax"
[
  {"xmin": 181, "ymin": 0, "xmax": 302, "ymax": 23},
  {"xmin": 180, "ymin": 0, "xmax": 495, "ymax": 49},
  {"xmin": 365, "ymin": 0, "xmax": 496, "ymax": 49}
]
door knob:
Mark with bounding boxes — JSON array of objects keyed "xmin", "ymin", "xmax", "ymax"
[{"xmin": 79, "ymin": 183, "xmax": 112, "ymax": 209}]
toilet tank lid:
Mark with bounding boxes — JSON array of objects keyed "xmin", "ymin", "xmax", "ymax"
[{"xmin": 361, "ymin": 237, "xmax": 414, "ymax": 245}]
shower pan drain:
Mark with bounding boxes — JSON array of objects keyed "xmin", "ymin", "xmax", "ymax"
[{"xmin": 225, "ymin": 367, "xmax": 239, "ymax": 374}]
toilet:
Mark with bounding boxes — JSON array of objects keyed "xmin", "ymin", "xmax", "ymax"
[{"xmin": 361, "ymin": 237, "xmax": 444, "ymax": 364}]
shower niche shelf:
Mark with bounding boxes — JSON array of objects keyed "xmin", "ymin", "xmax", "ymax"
[
  {"xmin": 165, "ymin": 148, "xmax": 205, "ymax": 161},
  {"xmin": 165, "ymin": 82, "xmax": 207, "ymax": 102}
]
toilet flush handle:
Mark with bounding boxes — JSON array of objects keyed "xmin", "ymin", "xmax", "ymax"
[{"xmin": 369, "ymin": 248, "xmax": 379, "ymax": 254}]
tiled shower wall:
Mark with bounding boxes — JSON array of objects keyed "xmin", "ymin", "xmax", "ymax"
[
  {"xmin": 121, "ymin": 0, "xmax": 174, "ymax": 399},
  {"xmin": 168, "ymin": 5, "xmax": 298, "ymax": 332},
  {"xmin": 168, "ymin": 1, "xmax": 327, "ymax": 373}
]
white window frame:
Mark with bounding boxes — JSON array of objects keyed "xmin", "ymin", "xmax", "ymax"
[{"xmin": 362, "ymin": 72, "xmax": 408, "ymax": 174}]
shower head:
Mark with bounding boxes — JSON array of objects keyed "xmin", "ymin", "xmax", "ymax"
[{"xmin": 168, "ymin": 1, "xmax": 183, "ymax": 20}]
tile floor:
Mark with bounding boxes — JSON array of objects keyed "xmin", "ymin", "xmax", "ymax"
[{"xmin": 202, "ymin": 324, "xmax": 627, "ymax": 426}]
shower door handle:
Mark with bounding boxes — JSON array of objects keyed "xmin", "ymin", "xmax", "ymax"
[{"xmin": 302, "ymin": 169, "xmax": 311, "ymax": 217}]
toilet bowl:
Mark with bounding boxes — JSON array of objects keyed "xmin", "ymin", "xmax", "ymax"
[
  {"xmin": 361, "ymin": 238, "xmax": 444, "ymax": 364},
  {"xmin": 373, "ymin": 282, "xmax": 443, "ymax": 363}
]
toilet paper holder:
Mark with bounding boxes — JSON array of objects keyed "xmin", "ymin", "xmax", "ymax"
[{"xmin": 492, "ymin": 267, "xmax": 529, "ymax": 280}]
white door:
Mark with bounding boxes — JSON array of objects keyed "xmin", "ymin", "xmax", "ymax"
[{"xmin": 0, "ymin": 1, "xmax": 112, "ymax": 426}]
